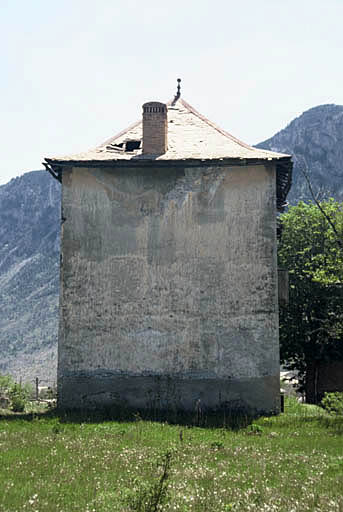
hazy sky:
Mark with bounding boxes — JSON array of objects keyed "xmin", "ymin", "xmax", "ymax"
[{"xmin": 1, "ymin": 0, "xmax": 343, "ymax": 185}]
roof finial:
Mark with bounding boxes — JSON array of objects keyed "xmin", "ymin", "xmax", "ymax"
[{"xmin": 173, "ymin": 78, "xmax": 181, "ymax": 103}]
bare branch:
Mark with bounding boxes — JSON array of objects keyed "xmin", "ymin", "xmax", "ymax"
[{"xmin": 306, "ymin": 326, "xmax": 329, "ymax": 336}]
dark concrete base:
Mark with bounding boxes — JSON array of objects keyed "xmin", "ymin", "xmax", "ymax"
[{"xmin": 58, "ymin": 371, "xmax": 280, "ymax": 418}]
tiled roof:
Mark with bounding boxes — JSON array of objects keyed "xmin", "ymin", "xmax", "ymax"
[{"xmin": 45, "ymin": 98, "xmax": 290, "ymax": 164}]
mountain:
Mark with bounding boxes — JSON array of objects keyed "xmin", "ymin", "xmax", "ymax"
[
  {"xmin": 1, "ymin": 104, "xmax": 343, "ymax": 384},
  {"xmin": 0, "ymin": 171, "xmax": 60, "ymax": 385},
  {"xmin": 256, "ymin": 104, "xmax": 343, "ymax": 204}
]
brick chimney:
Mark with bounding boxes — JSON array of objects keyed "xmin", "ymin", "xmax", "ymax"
[{"xmin": 142, "ymin": 102, "xmax": 168, "ymax": 154}]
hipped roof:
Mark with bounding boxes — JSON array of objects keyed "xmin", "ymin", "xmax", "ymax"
[
  {"xmin": 44, "ymin": 97, "xmax": 292, "ymax": 210},
  {"xmin": 45, "ymin": 98, "xmax": 290, "ymax": 164}
]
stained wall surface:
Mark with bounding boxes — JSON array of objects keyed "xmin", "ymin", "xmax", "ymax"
[{"xmin": 58, "ymin": 163, "xmax": 280, "ymax": 414}]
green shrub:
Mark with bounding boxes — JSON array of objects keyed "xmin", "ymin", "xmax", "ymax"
[
  {"xmin": 9, "ymin": 383, "xmax": 30, "ymax": 413},
  {"xmin": 210, "ymin": 441, "xmax": 224, "ymax": 450},
  {"xmin": 0, "ymin": 374, "xmax": 15, "ymax": 394},
  {"xmin": 11, "ymin": 395, "xmax": 26, "ymax": 412},
  {"xmin": 245, "ymin": 423, "xmax": 264, "ymax": 435},
  {"xmin": 321, "ymin": 392, "xmax": 343, "ymax": 415}
]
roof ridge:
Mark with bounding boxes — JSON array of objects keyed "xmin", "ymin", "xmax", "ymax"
[
  {"xmin": 99, "ymin": 119, "xmax": 142, "ymax": 148},
  {"xmin": 178, "ymin": 98, "xmax": 254, "ymax": 151}
]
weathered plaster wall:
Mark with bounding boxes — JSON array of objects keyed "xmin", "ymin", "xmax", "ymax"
[{"xmin": 58, "ymin": 163, "xmax": 279, "ymax": 414}]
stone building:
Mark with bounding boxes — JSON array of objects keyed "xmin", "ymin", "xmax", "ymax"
[{"xmin": 45, "ymin": 86, "xmax": 292, "ymax": 415}]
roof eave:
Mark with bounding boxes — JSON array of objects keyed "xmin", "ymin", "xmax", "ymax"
[
  {"xmin": 44, "ymin": 155, "xmax": 293, "ymax": 210},
  {"xmin": 44, "ymin": 155, "xmax": 291, "ymax": 168}
]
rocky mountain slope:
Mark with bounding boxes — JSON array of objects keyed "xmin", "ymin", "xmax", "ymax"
[
  {"xmin": 0, "ymin": 171, "xmax": 60, "ymax": 384},
  {"xmin": 256, "ymin": 104, "xmax": 343, "ymax": 204},
  {"xmin": 1, "ymin": 104, "xmax": 343, "ymax": 383}
]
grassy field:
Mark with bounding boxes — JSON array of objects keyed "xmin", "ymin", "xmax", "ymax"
[{"xmin": 0, "ymin": 398, "xmax": 342, "ymax": 512}]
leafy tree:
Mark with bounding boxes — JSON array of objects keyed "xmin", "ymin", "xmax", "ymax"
[
  {"xmin": 8, "ymin": 383, "xmax": 31, "ymax": 412},
  {"xmin": 0, "ymin": 374, "xmax": 33, "ymax": 412},
  {"xmin": 278, "ymin": 201, "xmax": 343, "ymax": 402},
  {"xmin": 0, "ymin": 374, "xmax": 15, "ymax": 395}
]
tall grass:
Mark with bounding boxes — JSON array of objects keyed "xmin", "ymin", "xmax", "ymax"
[{"xmin": 0, "ymin": 397, "xmax": 342, "ymax": 511}]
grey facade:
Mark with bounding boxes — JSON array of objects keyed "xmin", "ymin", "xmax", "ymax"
[{"xmin": 45, "ymin": 95, "xmax": 292, "ymax": 415}]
